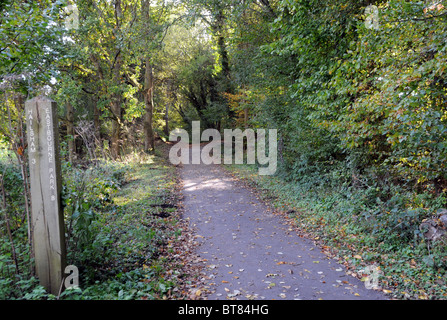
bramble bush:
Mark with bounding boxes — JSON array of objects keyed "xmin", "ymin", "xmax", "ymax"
[{"xmin": 62, "ymin": 161, "xmax": 122, "ymax": 253}]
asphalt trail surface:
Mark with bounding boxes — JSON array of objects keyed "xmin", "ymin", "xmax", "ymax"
[{"xmin": 181, "ymin": 161, "xmax": 386, "ymax": 300}]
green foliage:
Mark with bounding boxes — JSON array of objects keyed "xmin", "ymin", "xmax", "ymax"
[
  {"xmin": 0, "ymin": 275, "xmax": 54, "ymax": 300},
  {"xmin": 0, "ymin": 0, "xmax": 68, "ymax": 89},
  {"xmin": 227, "ymin": 0, "xmax": 447, "ymax": 189},
  {"xmin": 62, "ymin": 161, "xmax": 122, "ymax": 258},
  {"xmin": 1, "ymin": 148, "xmax": 190, "ymax": 299},
  {"xmin": 318, "ymin": 1, "xmax": 447, "ymax": 185},
  {"xmin": 3, "ymin": 0, "xmax": 447, "ymax": 300},
  {"xmin": 225, "ymin": 1, "xmax": 447, "ymax": 299},
  {"xmin": 0, "ymin": 161, "xmax": 24, "ymax": 211},
  {"xmin": 58, "ymin": 152, "xmax": 187, "ymax": 300},
  {"xmin": 177, "ymin": 46, "xmax": 228, "ymax": 129}
]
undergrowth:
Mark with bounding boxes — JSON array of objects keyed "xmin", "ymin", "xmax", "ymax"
[{"xmin": 0, "ymin": 146, "xmax": 195, "ymax": 300}]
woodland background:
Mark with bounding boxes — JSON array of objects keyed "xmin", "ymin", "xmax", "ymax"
[{"xmin": 0, "ymin": 0, "xmax": 447, "ymax": 299}]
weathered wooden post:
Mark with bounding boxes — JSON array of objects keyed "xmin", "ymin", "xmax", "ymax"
[{"xmin": 25, "ymin": 96, "xmax": 66, "ymax": 295}]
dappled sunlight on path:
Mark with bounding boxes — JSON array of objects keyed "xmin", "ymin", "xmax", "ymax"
[{"xmin": 181, "ymin": 163, "xmax": 387, "ymax": 300}]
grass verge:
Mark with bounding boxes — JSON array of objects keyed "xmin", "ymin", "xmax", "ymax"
[{"xmin": 60, "ymin": 148, "xmax": 203, "ymax": 300}]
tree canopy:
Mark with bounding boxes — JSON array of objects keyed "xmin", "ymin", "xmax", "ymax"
[{"xmin": 1, "ymin": 0, "xmax": 447, "ymax": 203}]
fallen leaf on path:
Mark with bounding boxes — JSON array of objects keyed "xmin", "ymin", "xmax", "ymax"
[
  {"xmin": 277, "ymin": 261, "xmax": 295, "ymax": 265},
  {"xmin": 228, "ymin": 290, "xmax": 241, "ymax": 298}
]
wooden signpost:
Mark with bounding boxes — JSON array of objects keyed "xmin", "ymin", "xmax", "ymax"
[{"xmin": 25, "ymin": 96, "xmax": 66, "ymax": 295}]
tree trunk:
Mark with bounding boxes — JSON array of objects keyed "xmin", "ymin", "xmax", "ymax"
[
  {"xmin": 110, "ymin": 53, "xmax": 122, "ymax": 160},
  {"xmin": 164, "ymin": 104, "xmax": 169, "ymax": 137},
  {"xmin": 214, "ymin": 6, "xmax": 230, "ymax": 82},
  {"xmin": 0, "ymin": 173, "xmax": 19, "ymax": 275},
  {"xmin": 217, "ymin": 34, "xmax": 230, "ymax": 80},
  {"xmin": 9, "ymin": 94, "xmax": 33, "ymax": 275},
  {"xmin": 143, "ymin": 58, "xmax": 155, "ymax": 151},
  {"xmin": 110, "ymin": 100, "xmax": 121, "ymax": 159},
  {"xmin": 66, "ymin": 101, "xmax": 75, "ymax": 163},
  {"xmin": 110, "ymin": 0, "xmax": 123, "ymax": 160},
  {"xmin": 92, "ymin": 96, "xmax": 103, "ymax": 157}
]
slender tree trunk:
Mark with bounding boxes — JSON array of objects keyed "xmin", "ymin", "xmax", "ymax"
[
  {"xmin": 110, "ymin": 52, "xmax": 123, "ymax": 160},
  {"xmin": 215, "ymin": 7, "xmax": 230, "ymax": 82},
  {"xmin": 7, "ymin": 94, "xmax": 33, "ymax": 275},
  {"xmin": 111, "ymin": 101, "xmax": 121, "ymax": 159},
  {"xmin": 93, "ymin": 99, "xmax": 100, "ymax": 142},
  {"xmin": 92, "ymin": 96, "xmax": 103, "ymax": 157},
  {"xmin": 140, "ymin": 0, "xmax": 155, "ymax": 151},
  {"xmin": 0, "ymin": 172, "xmax": 19, "ymax": 275},
  {"xmin": 164, "ymin": 104, "xmax": 169, "ymax": 136},
  {"xmin": 66, "ymin": 101, "xmax": 75, "ymax": 163},
  {"xmin": 212, "ymin": 4, "xmax": 234, "ymax": 123},
  {"xmin": 110, "ymin": 0, "xmax": 123, "ymax": 159},
  {"xmin": 217, "ymin": 34, "xmax": 230, "ymax": 80},
  {"xmin": 143, "ymin": 58, "xmax": 155, "ymax": 151},
  {"xmin": 166, "ymin": 80, "xmax": 177, "ymax": 136},
  {"xmin": 90, "ymin": 57, "xmax": 106, "ymax": 158}
]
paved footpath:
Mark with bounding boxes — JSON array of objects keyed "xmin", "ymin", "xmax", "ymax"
[{"xmin": 181, "ymin": 161, "xmax": 386, "ymax": 300}]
